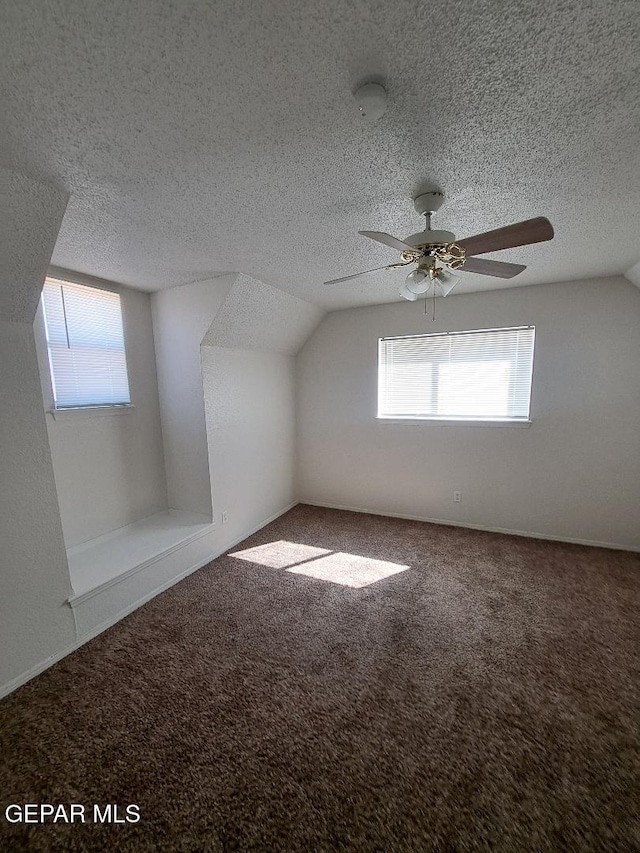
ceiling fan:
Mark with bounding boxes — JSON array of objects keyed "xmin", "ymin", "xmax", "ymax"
[{"xmin": 324, "ymin": 192, "xmax": 554, "ymax": 301}]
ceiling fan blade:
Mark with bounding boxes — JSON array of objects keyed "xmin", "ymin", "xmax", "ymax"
[
  {"xmin": 457, "ymin": 217, "xmax": 554, "ymax": 257},
  {"xmin": 359, "ymin": 230, "xmax": 415, "ymax": 253},
  {"xmin": 459, "ymin": 257, "xmax": 526, "ymax": 278},
  {"xmin": 323, "ymin": 264, "xmax": 396, "ymax": 286}
]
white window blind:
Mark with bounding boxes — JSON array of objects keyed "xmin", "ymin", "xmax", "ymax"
[
  {"xmin": 378, "ymin": 326, "xmax": 535, "ymax": 421},
  {"xmin": 42, "ymin": 278, "xmax": 131, "ymax": 409}
]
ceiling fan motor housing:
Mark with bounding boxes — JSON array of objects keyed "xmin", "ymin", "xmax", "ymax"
[{"xmin": 404, "ymin": 229, "xmax": 456, "ymax": 249}]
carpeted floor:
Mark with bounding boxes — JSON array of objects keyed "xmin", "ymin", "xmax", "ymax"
[{"xmin": 1, "ymin": 504, "xmax": 639, "ymax": 852}]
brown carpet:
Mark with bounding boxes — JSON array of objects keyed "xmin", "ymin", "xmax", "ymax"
[{"xmin": 1, "ymin": 504, "xmax": 639, "ymax": 852}]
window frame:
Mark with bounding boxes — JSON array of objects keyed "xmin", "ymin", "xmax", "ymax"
[
  {"xmin": 40, "ymin": 271, "xmax": 134, "ymax": 414},
  {"xmin": 376, "ymin": 325, "xmax": 535, "ymax": 425}
]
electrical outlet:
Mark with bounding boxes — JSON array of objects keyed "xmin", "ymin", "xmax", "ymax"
[
  {"xmin": 453, "ymin": 491, "xmax": 462, "ymax": 503},
  {"xmin": 222, "ymin": 511, "xmax": 228, "ymax": 524}
]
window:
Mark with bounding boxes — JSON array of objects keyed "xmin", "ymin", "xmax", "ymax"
[
  {"xmin": 41, "ymin": 277, "xmax": 131, "ymax": 409},
  {"xmin": 378, "ymin": 326, "xmax": 535, "ymax": 422}
]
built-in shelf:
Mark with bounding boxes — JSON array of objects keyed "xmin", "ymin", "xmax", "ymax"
[{"xmin": 67, "ymin": 510, "xmax": 214, "ymax": 603}]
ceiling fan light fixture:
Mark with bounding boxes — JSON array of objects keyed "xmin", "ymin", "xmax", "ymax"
[
  {"xmin": 437, "ymin": 279, "xmax": 457, "ymax": 297},
  {"xmin": 434, "ymin": 268, "xmax": 460, "ymax": 297},
  {"xmin": 405, "ymin": 268, "xmax": 430, "ymax": 294},
  {"xmin": 398, "ymin": 281, "xmax": 419, "ymax": 301}
]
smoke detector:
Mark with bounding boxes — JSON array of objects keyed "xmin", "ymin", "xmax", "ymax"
[{"xmin": 353, "ymin": 82, "xmax": 387, "ymax": 122}]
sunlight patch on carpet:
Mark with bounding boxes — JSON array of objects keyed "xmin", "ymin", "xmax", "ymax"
[
  {"xmin": 287, "ymin": 551, "xmax": 408, "ymax": 587},
  {"xmin": 230, "ymin": 540, "xmax": 408, "ymax": 587},
  {"xmin": 230, "ymin": 541, "xmax": 331, "ymax": 569}
]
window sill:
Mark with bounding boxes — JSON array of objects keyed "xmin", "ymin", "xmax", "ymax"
[
  {"xmin": 48, "ymin": 404, "xmax": 135, "ymax": 421},
  {"xmin": 376, "ymin": 417, "xmax": 532, "ymax": 428},
  {"xmin": 67, "ymin": 510, "xmax": 214, "ymax": 604}
]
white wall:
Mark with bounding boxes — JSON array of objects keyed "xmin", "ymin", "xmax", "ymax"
[
  {"xmin": 0, "ymin": 320, "xmax": 76, "ymax": 688},
  {"xmin": 152, "ymin": 272, "xmax": 322, "ymax": 531},
  {"xmin": 296, "ymin": 277, "xmax": 640, "ymax": 550},
  {"xmin": 203, "ymin": 346, "xmax": 296, "ymax": 547},
  {"xmin": 0, "ymin": 167, "xmax": 77, "ymax": 693},
  {"xmin": 34, "ymin": 280, "xmax": 168, "ymax": 547},
  {"xmin": 152, "ymin": 276, "xmax": 235, "ymax": 517},
  {"xmin": 200, "ymin": 273, "xmax": 323, "ymax": 541}
]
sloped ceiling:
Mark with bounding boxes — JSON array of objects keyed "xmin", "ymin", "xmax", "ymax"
[
  {"xmin": 203, "ymin": 274, "xmax": 323, "ymax": 354},
  {"xmin": 0, "ymin": 167, "xmax": 68, "ymax": 323},
  {"xmin": 625, "ymin": 261, "xmax": 640, "ymax": 290},
  {"xmin": 1, "ymin": 0, "xmax": 639, "ymax": 310}
]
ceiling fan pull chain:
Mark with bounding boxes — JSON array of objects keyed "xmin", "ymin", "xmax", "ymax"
[{"xmin": 423, "ymin": 288, "xmax": 436, "ymax": 321}]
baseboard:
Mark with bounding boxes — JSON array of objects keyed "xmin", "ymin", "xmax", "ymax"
[
  {"xmin": 0, "ymin": 552, "xmax": 213, "ymax": 701},
  {"xmin": 0, "ymin": 500, "xmax": 300, "ymax": 701},
  {"xmin": 301, "ymin": 500, "xmax": 640, "ymax": 553}
]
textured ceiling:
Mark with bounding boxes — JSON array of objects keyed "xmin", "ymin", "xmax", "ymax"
[{"xmin": 1, "ymin": 0, "xmax": 639, "ymax": 310}]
